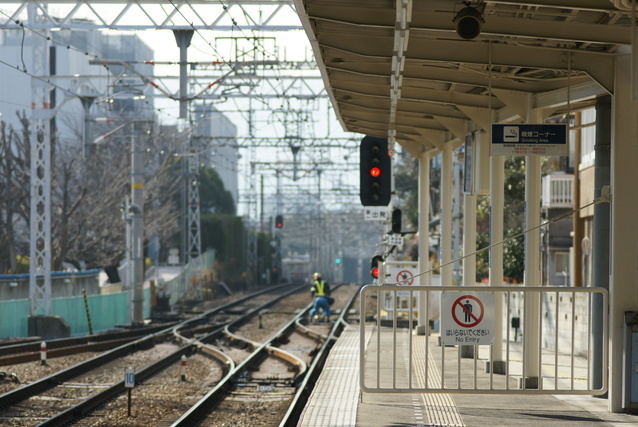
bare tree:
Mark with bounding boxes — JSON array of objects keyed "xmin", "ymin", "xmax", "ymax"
[
  {"xmin": 0, "ymin": 111, "xmax": 186, "ymax": 272},
  {"xmin": 50, "ymin": 121, "xmax": 183, "ymax": 270},
  {"xmin": 0, "ymin": 116, "xmax": 30, "ymax": 273}
]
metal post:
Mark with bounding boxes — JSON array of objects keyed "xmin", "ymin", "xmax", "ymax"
[
  {"xmin": 591, "ymin": 94, "xmax": 611, "ymax": 390},
  {"xmin": 460, "ymin": 191, "xmax": 477, "ymax": 358},
  {"xmin": 317, "ymin": 169, "xmax": 323, "ymax": 273},
  {"xmin": 82, "ymin": 289, "xmax": 93, "ymax": 335},
  {"xmin": 80, "ymin": 96, "xmax": 96, "ymax": 157},
  {"xmin": 609, "ymin": 48, "xmax": 638, "ymax": 413},
  {"xmin": 260, "ymin": 175, "xmax": 264, "ymax": 233},
  {"xmin": 490, "ymin": 154, "xmax": 506, "ymax": 373},
  {"xmin": 453, "ymin": 155, "xmax": 462, "ymax": 284},
  {"xmin": 523, "ymin": 108, "xmax": 542, "ymax": 388},
  {"xmin": 131, "ymin": 123, "xmax": 145, "ymax": 324},
  {"xmin": 572, "ymin": 112, "xmax": 583, "ymax": 287},
  {"xmin": 462, "ymin": 193, "xmax": 477, "ymax": 287},
  {"xmin": 28, "ymin": 4, "xmax": 53, "ymax": 318},
  {"xmin": 187, "ymin": 155, "xmax": 202, "ymax": 262},
  {"xmin": 173, "ymin": 30, "xmax": 194, "ymax": 119},
  {"xmin": 441, "ymin": 143, "xmax": 453, "ymax": 287},
  {"xmin": 123, "ymin": 195, "xmax": 133, "ymax": 322},
  {"xmin": 175, "ymin": 30, "xmax": 201, "ymax": 265},
  {"xmin": 417, "ymin": 150, "xmax": 431, "ymax": 334}
]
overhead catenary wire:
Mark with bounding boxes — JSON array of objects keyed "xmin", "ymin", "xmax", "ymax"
[
  {"xmin": 165, "ymin": 0, "xmax": 303, "ymax": 131},
  {"xmin": 1, "ymin": 3, "xmax": 359, "ymax": 219}
]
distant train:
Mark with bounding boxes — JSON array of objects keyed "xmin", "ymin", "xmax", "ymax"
[{"xmin": 282, "ymin": 254, "xmax": 311, "ymax": 285}]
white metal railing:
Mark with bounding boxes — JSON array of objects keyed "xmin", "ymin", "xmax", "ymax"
[
  {"xmin": 360, "ymin": 285, "xmax": 608, "ymax": 395},
  {"xmin": 541, "ymin": 174, "xmax": 574, "ymax": 208}
]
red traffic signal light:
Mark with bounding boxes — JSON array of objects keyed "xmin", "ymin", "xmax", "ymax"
[
  {"xmin": 360, "ymin": 136, "xmax": 391, "ymax": 206},
  {"xmin": 370, "ymin": 255, "xmax": 383, "ymax": 279},
  {"xmin": 275, "ymin": 214, "xmax": 283, "ymax": 229}
]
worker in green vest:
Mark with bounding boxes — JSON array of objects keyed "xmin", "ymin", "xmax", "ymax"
[{"xmin": 310, "ymin": 272, "xmax": 331, "ymax": 321}]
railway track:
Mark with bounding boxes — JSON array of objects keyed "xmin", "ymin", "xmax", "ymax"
[
  {"xmin": 0, "ymin": 283, "xmax": 361, "ymax": 426},
  {"xmin": 0, "ymin": 284, "xmax": 298, "ymax": 426},
  {"xmin": 0, "ymin": 324, "xmax": 178, "ymax": 367},
  {"xmin": 172, "ymin": 284, "xmax": 360, "ymax": 427}
]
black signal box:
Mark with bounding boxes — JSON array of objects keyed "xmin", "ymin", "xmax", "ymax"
[{"xmin": 360, "ymin": 136, "xmax": 391, "ymax": 206}]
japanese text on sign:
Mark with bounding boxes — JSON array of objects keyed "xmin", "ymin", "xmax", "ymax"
[
  {"xmin": 440, "ymin": 292, "xmax": 495, "ymax": 345},
  {"xmin": 364, "ymin": 206, "xmax": 387, "ymax": 221},
  {"xmin": 491, "ymin": 124, "xmax": 567, "ymax": 157}
]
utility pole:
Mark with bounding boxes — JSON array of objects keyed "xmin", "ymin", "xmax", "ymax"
[
  {"xmin": 174, "ymin": 30, "xmax": 194, "ymax": 119},
  {"xmin": 80, "ymin": 96, "xmax": 96, "ymax": 157},
  {"xmin": 130, "ymin": 122, "xmax": 145, "ymax": 325},
  {"xmin": 174, "ymin": 30, "xmax": 201, "ymax": 265},
  {"xmin": 260, "ymin": 175, "xmax": 265, "ymax": 233},
  {"xmin": 28, "ymin": 4, "xmax": 53, "ymax": 322}
]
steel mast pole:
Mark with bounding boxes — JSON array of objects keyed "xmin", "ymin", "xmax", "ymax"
[
  {"xmin": 28, "ymin": 4, "xmax": 53, "ymax": 319},
  {"xmin": 130, "ymin": 123, "xmax": 145, "ymax": 324}
]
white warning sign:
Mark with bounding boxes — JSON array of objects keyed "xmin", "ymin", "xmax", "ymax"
[
  {"xmin": 389, "ymin": 267, "xmax": 419, "ymax": 286},
  {"xmin": 440, "ymin": 291, "xmax": 494, "ymax": 345}
]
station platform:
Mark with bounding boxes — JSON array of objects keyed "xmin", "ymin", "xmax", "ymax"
[{"xmin": 298, "ymin": 324, "xmax": 638, "ymax": 427}]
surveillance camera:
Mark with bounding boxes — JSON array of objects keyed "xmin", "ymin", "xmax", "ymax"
[{"xmin": 454, "ymin": 5, "xmax": 484, "ymax": 40}]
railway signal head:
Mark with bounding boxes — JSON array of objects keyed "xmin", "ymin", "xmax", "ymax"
[
  {"xmin": 360, "ymin": 136, "xmax": 391, "ymax": 206},
  {"xmin": 391, "ymin": 208, "xmax": 402, "ymax": 234},
  {"xmin": 370, "ymin": 255, "xmax": 383, "ymax": 279},
  {"xmin": 275, "ymin": 214, "xmax": 283, "ymax": 229}
]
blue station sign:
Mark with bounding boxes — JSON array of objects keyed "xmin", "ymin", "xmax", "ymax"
[{"xmin": 491, "ymin": 123, "xmax": 568, "ymax": 156}]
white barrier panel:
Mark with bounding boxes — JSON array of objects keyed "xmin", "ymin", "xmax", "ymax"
[{"xmin": 360, "ymin": 285, "xmax": 608, "ymax": 395}]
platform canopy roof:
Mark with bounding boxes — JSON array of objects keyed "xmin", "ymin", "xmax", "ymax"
[{"xmin": 293, "ymin": 0, "xmax": 635, "ymax": 154}]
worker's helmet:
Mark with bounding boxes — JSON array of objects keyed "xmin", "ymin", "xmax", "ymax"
[{"xmin": 313, "ymin": 272, "xmax": 322, "ymax": 279}]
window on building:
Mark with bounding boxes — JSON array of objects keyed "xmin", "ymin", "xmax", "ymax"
[
  {"xmin": 578, "ymin": 107, "xmax": 596, "ymax": 168},
  {"xmin": 555, "ymin": 252, "xmax": 570, "ymax": 274}
]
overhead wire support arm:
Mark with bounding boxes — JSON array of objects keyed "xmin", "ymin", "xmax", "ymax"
[
  {"xmin": 0, "ymin": 0, "xmax": 303, "ymax": 31},
  {"xmin": 89, "ymin": 59, "xmax": 174, "ymax": 99}
]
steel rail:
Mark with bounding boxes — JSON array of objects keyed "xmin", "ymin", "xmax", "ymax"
[
  {"xmin": 0, "ymin": 332, "xmax": 159, "ymax": 410},
  {"xmin": 32, "ymin": 284, "xmax": 303, "ymax": 426},
  {"xmin": 0, "ymin": 323, "xmax": 178, "ymax": 359},
  {"xmin": 0, "ymin": 337, "xmax": 138, "ymax": 365},
  {"xmin": 172, "ymin": 284, "xmax": 355, "ymax": 426},
  {"xmin": 0, "ymin": 284, "xmax": 295, "ymax": 410},
  {"xmin": 171, "ymin": 288, "xmax": 315, "ymax": 425}
]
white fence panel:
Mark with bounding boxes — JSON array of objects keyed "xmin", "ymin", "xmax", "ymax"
[{"xmin": 360, "ymin": 285, "xmax": 607, "ymax": 395}]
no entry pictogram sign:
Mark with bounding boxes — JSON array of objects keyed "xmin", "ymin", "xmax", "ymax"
[
  {"xmin": 440, "ymin": 291, "xmax": 495, "ymax": 346},
  {"xmin": 389, "ymin": 267, "xmax": 419, "ymax": 287},
  {"xmin": 451, "ymin": 295, "xmax": 484, "ymax": 327},
  {"xmin": 396, "ymin": 270, "xmax": 414, "ymax": 286}
]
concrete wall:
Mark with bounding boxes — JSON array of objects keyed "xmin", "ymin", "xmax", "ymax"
[{"xmin": 508, "ymin": 290, "xmax": 591, "ymax": 357}]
